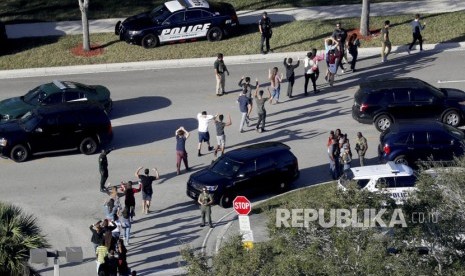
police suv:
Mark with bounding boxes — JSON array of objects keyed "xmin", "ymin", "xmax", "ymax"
[
  {"xmin": 338, "ymin": 162, "xmax": 417, "ymax": 204},
  {"xmin": 115, "ymin": 0, "xmax": 239, "ymax": 48}
]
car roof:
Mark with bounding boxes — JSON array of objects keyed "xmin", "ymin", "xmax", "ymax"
[
  {"xmin": 349, "ymin": 162, "xmax": 414, "ymax": 179},
  {"xmin": 359, "ymin": 77, "xmax": 428, "ymax": 91},
  {"xmin": 388, "ymin": 120, "xmax": 446, "ymax": 132},
  {"xmin": 225, "ymin": 142, "xmax": 291, "ymax": 163},
  {"xmin": 41, "ymin": 80, "xmax": 86, "ymax": 94},
  {"xmin": 165, "ymin": 0, "xmax": 209, "ymax": 12},
  {"xmin": 33, "ymin": 101, "xmax": 104, "ymax": 116}
]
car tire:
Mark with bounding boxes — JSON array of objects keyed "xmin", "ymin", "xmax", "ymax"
[
  {"xmin": 219, "ymin": 192, "xmax": 234, "ymax": 208},
  {"xmin": 443, "ymin": 110, "xmax": 461, "ymax": 127},
  {"xmin": 80, "ymin": 137, "xmax": 98, "ymax": 155},
  {"xmin": 394, "ymin": 155, "xmax": 409, "ymax": 165},
  {"xmin": 374, "ymin": 114, "xmax": 392, "ymax": 132},
  {"xmin": 115, "ymin": 21, "xmax": 121, "ymax": 35},
  {"xmin": 141, "ymin": 34, "xmax": 159, "ymax": 49},
  {"xmin": 207, "ymin": 27, "xmax": 223, "ymax": 42},
  {"xmin": 10, "ymin": 144, "xmax": 29, "ymax": 162}
]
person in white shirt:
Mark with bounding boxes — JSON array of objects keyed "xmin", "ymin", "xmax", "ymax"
[
  {"xmin": 408, "ymin": 13, "xmax": 426, "ymax": 54},
  {"xmin": 197, "ymin": 111, "xmax": 217, "ymax": 156}
]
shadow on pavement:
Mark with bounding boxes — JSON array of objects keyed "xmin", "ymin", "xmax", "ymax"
[{"xmin": 110, "ymin": 96, "xmax": 171, "ymax": 119}]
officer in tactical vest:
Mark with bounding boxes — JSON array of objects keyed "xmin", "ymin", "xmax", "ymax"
[
  {"xmin": 258, "ymin": 11, "xmax": 272, "ymax": 54},
  {"xmin": 98, "ymin": 148, "xmax": 114, "ymax": 192},
  {"xmin": 198, "ymin": 187, "xmax": 214, "ymax": 228}
]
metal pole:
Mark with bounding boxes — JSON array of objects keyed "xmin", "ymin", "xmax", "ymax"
[{"xmin": 53, "ymin": 250, "xmax": 59, "ymax": 276}]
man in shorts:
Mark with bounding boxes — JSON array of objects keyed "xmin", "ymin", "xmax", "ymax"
[
  {"xmin": 197, "ymin": 111, "xmax": 217, "ymax": 156},
  {"xmin": 135, "ymin": 166, "xmax": 159, "ymax": 214},
  {"xmin": 214, "ymin": 114, "xmax": 232, "ymax": 158}
]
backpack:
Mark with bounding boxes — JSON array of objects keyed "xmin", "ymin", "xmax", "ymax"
[{"xmin": 328, "ymin": 50, "xmax": 337, "ymax": 64}]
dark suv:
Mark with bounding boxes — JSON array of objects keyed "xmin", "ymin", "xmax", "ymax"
[
  {"xmin": 186, "ymin": 142, "xmax": 299, "ymax": 208},
  {"xmin": 115, "ymin": 0, "xmax": 239, "ymax": 48},
  {"xmin": 0, "ymin": 103, "xmax": 113, "ymax": 162},
  {"xmin": 352, "ymin": 77, "xmax": 465, "ymax": 131},
  {"xmin": 378, "ymin": 120, "xmax": 465, "ymax": 166}
]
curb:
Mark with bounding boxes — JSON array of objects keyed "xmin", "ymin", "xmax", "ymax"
[{"xmin": 1, "ymin": 42, "xmax": 465, "ymax": 80}]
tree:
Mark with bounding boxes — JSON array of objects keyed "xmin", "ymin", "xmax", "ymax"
[
  {"xmin": 78, "ymin": 0, "xmax": 90, "ymax": 51},
  {"xmin": 360, "ymin": 0, "xmax": 370, "ymax": 36},
  {"xmin": 0, "ymin": 202, "xmax": 49, "ymax": 276}
]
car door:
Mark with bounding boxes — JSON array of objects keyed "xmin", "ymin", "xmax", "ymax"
[
  {"xmin": 411, "ymin": 131, "xmax": 432, "ymax": 162},
  {"xmin": 28, "ymin": 114, "xmax": 66, "ymax": 152},
  {"xmin": 410, "ymin": 87, "xmax": 442, "ymax": 118},
  {"xmin": 233, "ymin": 161, "xmax": 256, "ymax": 196},
  {"xmin": 428, "ymin": 130, "xmax": 454, "ymax": 161},
  {"xmin": 184, "ymin": 10, "xmax": 210, "ymax": 39},
  {"xmin": 389, "ymin": 89, "xmax": 412, "ymax": 119},
  {"xmin": 160, "ymin": 11, "xmax": 186, "ymax": 43}
]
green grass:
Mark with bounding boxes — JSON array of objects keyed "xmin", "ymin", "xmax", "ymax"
[
  {"xmin": 1, "ymin": 0, "xmax": 412, "ymax": 23},
  {"xmin": 1, "ymin": 11, "xmax": 464, "ymax": 70}
]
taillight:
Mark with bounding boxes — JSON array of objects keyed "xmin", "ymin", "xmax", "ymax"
[
  {"xmin": 360, "ymin": 103, "xmax": 368, "ymax": 112},
  {"xmin": 232, "ymin": 14, "xmax": 239, "ymax": 23},
  {"xmin": 383, "ymin": 144, "xmax": 391, "ymax": 155}
]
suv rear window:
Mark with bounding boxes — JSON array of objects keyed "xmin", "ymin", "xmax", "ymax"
[{"xmin": 378, "ymin": 175, "xmax": 417, "ymax": 188}]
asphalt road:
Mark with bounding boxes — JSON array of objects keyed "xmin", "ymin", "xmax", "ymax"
[{"xmin": 1, "ymin": 48, "xmax": 465, "ymax": 275}]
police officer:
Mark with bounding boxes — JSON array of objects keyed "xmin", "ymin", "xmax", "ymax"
[
  {"xmin": 198, "ymin": 187, "xmax": 214, "ymax": 228},
  {"xmin": 259, "ymin": 11, "xmax": 272, "ymax": 54},
  {"xmin": 355, "ymin": 132, "xmax": 368, "ymax": 166},
  {"xmin": 98, "ymin": 148, "xmax": 114, "ymax": 192}
]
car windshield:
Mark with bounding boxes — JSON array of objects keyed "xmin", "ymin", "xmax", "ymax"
[
  {"xmin": 23, "ymin": 86, "xmax": 45, "ymax": 105},
  {"xmin": 18, "ymin": 111, "xmax": 41, "ymax": 132},
  {"xmin": 150, "ymin": 5, "xmax": 171, "ymax": 22},
  {"xmin": 210, "ymin": 156, "xmax": 242, "ymax": 177}
]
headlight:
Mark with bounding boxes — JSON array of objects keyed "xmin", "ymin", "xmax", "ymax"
[
  {"xmin": 0, "ymin": 138, "xmax": 7, "ymax": 147},
  {"xmin": 128, "ymin": 30, "xmax": 142, "ymax": 35}
]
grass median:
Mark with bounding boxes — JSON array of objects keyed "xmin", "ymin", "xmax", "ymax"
[{"xmin": 1, "ymin": 11, "xmax": 464, "ymax": 70}]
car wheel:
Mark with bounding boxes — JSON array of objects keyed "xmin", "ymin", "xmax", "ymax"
[
  {"xmin": 219, "ymin": 192, "xmax": 234, "ymax": 208},
  {"xmin": 80, "ymin": 137, "xmax": 98, "ymax": 155},
  {"xmin": 141, "ymin": 34, "xmax": 159, "ymax": 49},
  {"xmin": 375, "ymin": 115, "xmax": 392, "ymax": 132},
  {"xmin": 394, "ymin": 155, "xmax": 409, "ymax": 165},
  {"xmin": 207, "ymin": 27, "xmax": 223, "ymax": 42},
  {"xmin": 10, "ymin": 144, "xmax": 29, "ymax": 162},
  {"xmin": 443, "ymin": 110, "xmax": 461, "ymax": 127},
  {"xmin": 115, "ymin": 21, "xmax": 121, "ymax": 35}
]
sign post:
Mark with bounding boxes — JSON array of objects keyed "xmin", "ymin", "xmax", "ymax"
[{"xmin": 233, "ymin": 196, "xmax": 254, "ymax": 249}]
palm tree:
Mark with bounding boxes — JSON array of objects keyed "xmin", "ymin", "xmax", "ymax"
[{"xmin": 0, "ymin": 202, "xmax": 49, "ymax": 276}]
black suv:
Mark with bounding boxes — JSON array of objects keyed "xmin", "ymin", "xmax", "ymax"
[
  {"xmin": 115, "ymin": 0, "xmax": 239, "ymax": 48},
  {"xmin": 186, "ymin": 142, "xmax": 299, "ymax": 208},
  {"xmin": 0, "ymin": 103, "xmax": 113, "ymax": 162},
  {"xmin": 378, "ymin": 120, "xmax": 465, "ymax": 166},
  {"xmin": 352, "ymin": 77, "xmax": 465, "ymax": 131}
]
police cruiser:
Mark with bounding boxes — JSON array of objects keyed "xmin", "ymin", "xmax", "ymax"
[
  {"xmin": 115, "ymin": 0, "xmax": 239, "ymax": 48},
  {"xmin": 338, "ymin": 162, "xmax": 417, "ymax": 204}
]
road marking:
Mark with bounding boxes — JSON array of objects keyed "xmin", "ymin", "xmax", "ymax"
[{"xmin": 437, "ymin": 80, "xmax": 465, "ymax": 84}]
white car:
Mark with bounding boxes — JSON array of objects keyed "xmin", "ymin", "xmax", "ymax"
[{"xmin": 338, "ymin": 162, "xmax": 417, "ymax": 204}]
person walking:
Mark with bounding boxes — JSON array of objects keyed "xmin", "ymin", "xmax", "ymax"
[
  {"xmin": 254, "ymin": 86, "xmax": 271, "ymax": 133},
  {"xmin": 340, "ymin": 144, "xmax": 352, "ymax": 172},
  {"xmin": 268, "ymin": 67, "xmax": 283, "ymax": 104},
  {"xmin": 238, "ymin": 76, "xmax": 258, "ymax": 108},
  {"xmin": 99, "ymin": 148, "xmax": 114, "ymax": 192},
  {"xmin": 332, "ymin": 22, "xmax": 348, "ymax": 65},
  {"xmin": 238, "ymin": 89, "xmax": 252, "ymax": 133},
  {"xmin": 175, "ymin": 126, "xmax": 190, "ymax": 175},
  {"xmin": 259, "ymin": 11, "xmax": 272, "ymax": 54},
  {"xmin": 283, "ymin": 57, "xmax": 300, "ymax": 98},
  {"xmin": 303, "ymin": 52, "xmax": 318, "ymax": 95},
  {"xmin": 197, "ymin": 111, "xmax": 216, "ymax": 156},
  {"xmin": 214, "ymin": 53, "xmax": 229, "ymax": 96},
  {"xmin": 347, "ymin": 33, "xmax": 360, "ymax": 72},
  {"xmin": 324, "ymin": 38, "xmax": 339, "ymax": 83},
  {"xmin": 135, "ymin": 167, "xmax": 159, "ymax": 214},
  {"xmin": 380, "ymin": 20, "xmax": 391, "ymax": 62},
  {"xmin": 120, "ymin": 206, "xmax": 132, "ymax": 246},
  {"xmin": 121, "ymin": 180, "xmax": 141, "ymax": 222},
  {"xmin": 116, "ymin": 239, "xmax": 128, "ymax": 275},
  {"xmin": 408, "ymin": 14, "xmax": 426, "ymax": 54},
  {"xmin": 355, "ymin": 132, "xmax": 368, "ymax": 166},
  {"xmin": 214, "ymin": 114, "xmax": 232, "ymax": 157},
  {"xmin": 96, "ymin": 240, "xmax": 108, "ymax": 274},
  {"xmin": 328, "ymin": 137, "xmax": 340, "ymax": 180},
  {"xmin": 90, "ymin": 220, "xmax": 104, "ymax": 252},
  {"xmin": 198, "ymin": 187, "xmax": 214, "ymax": 228}
]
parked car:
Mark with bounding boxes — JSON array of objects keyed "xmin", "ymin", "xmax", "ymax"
[
  {"xmin": 0, "ymin": 80, "xmax": 112, "ymax": 121},
  {"xmin": 352, "ymin": 77, "xmax": 465, "ymax": 131},
  {"xmin": 115, "ymin": 0, "xmax": 239, "ymax": 48},
  {"xmin": 0, "ymin": 103, "xmax": 113, "ymax": 162},
  {"xmin": 378, "ymin": 120, "xmax": 465, "ymax": 166},
  {"xmin": 0, "ymin": 20, "xmax": 7, "ymax": 53},
  {"xmin": 338, "ymin": 162, "xmax": 417, "ymax": 204},
  {"xmin": 186, "ymin": 142, "xmax": 299, "ymax": 208}
]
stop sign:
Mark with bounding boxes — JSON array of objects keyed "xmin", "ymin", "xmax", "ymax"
[{"xmin": 233, "ymin": 196, "xmax": 251, "ymax": 215}]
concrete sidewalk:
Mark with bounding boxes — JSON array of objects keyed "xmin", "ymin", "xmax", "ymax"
[{"xmin": 5, "ymin": 0, "xmax": 465, "ymax": 39}]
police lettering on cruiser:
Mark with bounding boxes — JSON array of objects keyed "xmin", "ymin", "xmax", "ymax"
[{"xmin": 160, "ymin": 23, "xmax": 211, "ymax": 42}]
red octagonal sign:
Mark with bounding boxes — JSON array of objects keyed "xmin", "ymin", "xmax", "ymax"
[{"xmin": 233, "ymin": 196, "xmax": 251, "ymax": 215}]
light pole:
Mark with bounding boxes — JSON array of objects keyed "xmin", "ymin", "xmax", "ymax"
[{"xmin": 29, "ymin": 247, "xmax": 83, "ymax": 276}]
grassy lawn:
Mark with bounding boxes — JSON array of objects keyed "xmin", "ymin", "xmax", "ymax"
[
  {"xmin": 1, "ymin": 11, "xmax": 464, "ymax": 70},
  {"xmin": 1, "ymin": 0, "xmax": 412, "ymax": 23}
]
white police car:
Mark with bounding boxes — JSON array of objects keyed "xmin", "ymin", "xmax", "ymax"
[
  {"xmin": 115, "ymin": 0, "xmax": 239, "ymax": 48},
  {"xmin": 338, "ymin": 162, "xmax": 417, "ymax": 204}
]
